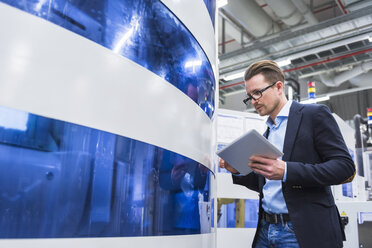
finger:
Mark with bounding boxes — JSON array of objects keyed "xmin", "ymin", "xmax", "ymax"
[
  {"xmin": 223, "ymin": 162, "xmax": 239, "ymax": 174},
  {"xmin": 249, "ymin": 162, "xmax": 270, "ymax": 173},
  {"xmin": 219, "ymin": 159, "xmax": 225, "ymax": 168},
  {"xmin": 248, "ymin": 161, "xmax": 267, "ymax": 169},
  {"xmin": 251, "ymin": 166, "xmax": 269, "ymax": 177},
  {"xmin": 251, "ymin": 163, "xmax": 275, "ymax": 178},
  {"xmin": 249, "ymin": 155, "xmax": 274, "ymax": 164}
]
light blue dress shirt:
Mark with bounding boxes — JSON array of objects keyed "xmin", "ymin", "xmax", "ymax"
[{"xmin": 262, "ymin": 100, "xmax": 292, "ymax": 214}]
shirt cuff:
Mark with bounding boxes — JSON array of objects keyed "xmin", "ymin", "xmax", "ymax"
[
  {"xmin": 283, "ymin": 162, "xmax": 287, "ymax": 182},
  {"xmin": 232, "ymin": 172, "xmax": 243, "ymax": 177}
]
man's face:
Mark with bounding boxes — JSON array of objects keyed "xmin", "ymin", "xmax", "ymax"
[{"xmin": 245, "ymin": 73, "xmax": 281, "ymax": 116}]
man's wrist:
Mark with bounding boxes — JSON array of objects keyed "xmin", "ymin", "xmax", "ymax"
[{"xmin": 282, "ymin": 162, "xmax": 287, "ymax": 182}]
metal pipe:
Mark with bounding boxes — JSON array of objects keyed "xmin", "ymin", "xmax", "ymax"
[
  {"xmin": 290, "ymin": 0, "xmax": 318, "ymax": 24},
  {"xmin": 284, "ymin": 47, "xmax": 372, "ymax": 73},
  {"xmin": 336, "ymin": 0, "xmax": 348, "ymax": 14},
  {"xmin": 354, "ymin": 114, "xmax": 366, "ymax": 176},
  {"xmin": 222, "ymin": 0, "xmax": 280, "ymax": 37},
  {"xmin": 219, "ymin": 5, "xmax": 372, "ymax": 61},
  {"xmin": 320, "ymin": 61, "xmax": 372, "ymax": 87},
  {"xmin": 218, "ymin": 39, "xmax": 235, "ymax": 47},
  {"xmin": 265, "ymin": 0, "xmax": 303, "ymax": 26},
  {"xmin": 220, "ymin": 27, "xmax": 372, "ymax": 74},
  {"xmin": 220, "ymin": 47, "xmax": 372, "ymax": 89},
  {"xmin": 222, "ymin": 17, "xmax": 226, "ymax": 54},
  {"xmin": 286, "ymin": 77, "xmax": 301, "ymax": 101}
]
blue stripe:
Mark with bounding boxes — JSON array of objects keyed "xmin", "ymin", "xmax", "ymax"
[
  {"xmin": 1, "ymin": 0, "xmax": 215, "ymax": 118},
  {"xmin": 203, "ymin": 0, "xmax": 216, "ymax": 27},
  {"xmin": 0, "ymin": 106, "xmax": 212, "ymax": 238}
]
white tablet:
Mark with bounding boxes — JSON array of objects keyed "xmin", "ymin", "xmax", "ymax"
[{"xmin": 216, "ymin": 129, "xmax": 283, "ymax": 175}]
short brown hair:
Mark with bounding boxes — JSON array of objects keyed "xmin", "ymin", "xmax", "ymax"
[{"xmin": 244, "ymin": 60, "xmax": 285, "ymax": 83}]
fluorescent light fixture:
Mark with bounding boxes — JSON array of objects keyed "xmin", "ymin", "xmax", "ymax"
[
  {"xmin": 34, "ymin": 0, "xmax": 47, "ymax": 11},
  {"xmin": 217, "ymin": 0, "xmax": 228, "ymax": 8},
  {"xmin": 185, "ymin": 60, "xmax": 202, "ymax": 68},
  {"xmin": 222, "ymin": 71, "xmax": 245, "ymax": 81},
  {"xmin": 113, "ymin": 28, "xmax": 134, "ymax": 53},
  {"xmin": 113, "ymin": 17, "xmax": 140, "ymax": 54},
  {"xmin": 314, "ymin": 95, "xmax": 330, "ymax": 102},
  {"xmin": 369, "ymin": 36, "xmax": 372, "ymax": 42},
  {"xmin": 301, "ymin": 95, "xmax": 330, "ymax": 104},
  {"xmin": 276, "ymin": 59, "xmax": 291, "ymax": 67}
]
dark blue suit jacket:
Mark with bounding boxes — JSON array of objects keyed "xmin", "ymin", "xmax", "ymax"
[{"xmin": 233, "ymin": 101, "xmax": 355, "ymax": 248}]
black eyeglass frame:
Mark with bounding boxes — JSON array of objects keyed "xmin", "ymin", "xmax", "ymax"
[{"xmin": 243, "ymin": 81, "xmax": 277, "ymax": 105}]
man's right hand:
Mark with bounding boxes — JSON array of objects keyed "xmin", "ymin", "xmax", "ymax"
[{"xmin": 219, "ymin": 158, "xmax": 239, "ymax": 174}]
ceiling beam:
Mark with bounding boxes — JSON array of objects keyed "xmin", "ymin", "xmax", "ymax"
[{"xmin": 219, "ymin": 5, "xmax": 372, "ymax": 61}]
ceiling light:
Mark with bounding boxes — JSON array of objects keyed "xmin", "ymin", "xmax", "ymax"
[
  {"xmin": 300, "ymin": 95, "xmax": 330, "ymax": 104},
  {"xmin": 368, "ymin": 36, "xmax": 372, "ymax": 42},
  {"xmin": 276, "ymin": 59, "xmax": 291, "ymax": 67},
  {"xmin": 185, "ymin": 60, "xmax": 202, "ymax": 68},
  {"xmin": 222, "ymin": 71, "xmax": 245, "ymax": 81},
  {"xmin": 217, "ymin": 0, "xmax": 228, "ymax": 8}
]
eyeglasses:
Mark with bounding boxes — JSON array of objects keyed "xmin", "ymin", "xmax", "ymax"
[{"xmin": 243, "ymin": 81, "xmax": 277, "ymax": 105}]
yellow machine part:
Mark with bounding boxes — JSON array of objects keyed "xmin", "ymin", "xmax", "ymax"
[{"xmin": 217, "ymin": 198, "xmax": 245, "ymax": 228}]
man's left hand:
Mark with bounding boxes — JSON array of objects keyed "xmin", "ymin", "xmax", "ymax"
[{"xmin": 248, "ymin": 155, "xmax": 285, "ymax": 180}]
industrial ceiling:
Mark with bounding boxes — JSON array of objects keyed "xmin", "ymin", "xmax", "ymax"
[{"xmin": 218, "ymin": 0, "xmax": 372, "ymax": 121}]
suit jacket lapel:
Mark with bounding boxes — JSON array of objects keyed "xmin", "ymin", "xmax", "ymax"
[{"xmin": 282, "ymin": 101, "xmax": 304, "ymax": 161}]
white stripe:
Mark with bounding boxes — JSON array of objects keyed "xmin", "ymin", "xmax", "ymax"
[
  {"xmin": 160, "ymin": 0, "xmax": 217, "ymax": 80},
  {"xmin": 0, "ymin": 233, "xmax": 215, "ymax": 248},
  {"xmin": 0, "ymin": 3, "xmax": 213, "ymax": 169}
]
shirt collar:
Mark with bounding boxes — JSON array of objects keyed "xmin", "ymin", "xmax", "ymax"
[
  {"xmin": 277, "ymin": 100, "xmax": 292, "ymax": 118},
  {"xmin": 266, "ymin": 100, "xmax": 293, "ymax": 127}
]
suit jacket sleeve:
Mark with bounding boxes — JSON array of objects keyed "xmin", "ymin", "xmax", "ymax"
[
  {"xmin": 285, "ymin": 105, "xmax": 355, "ymax": 187},
  {"xmin": 232, "ymin": 172, "xmax": 260, "ymax": 192}
]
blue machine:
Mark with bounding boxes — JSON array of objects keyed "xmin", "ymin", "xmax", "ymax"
[
  {"xmin": 0, "ymin": 106, "xmax": 211, "ymax": 238},
  {"xmin": 0, "ymin": 0, "xmax": 215, "ymax": 239},
  {"xmin": 1, "ymin": 0, "xmax": 215, "ymax": 117}
]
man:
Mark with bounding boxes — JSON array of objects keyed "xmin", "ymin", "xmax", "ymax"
[{"xmin": 219, "ymin": 60, "xmax": 355, "ymax": 248}]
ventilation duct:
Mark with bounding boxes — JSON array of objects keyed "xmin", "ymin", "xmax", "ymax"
[
  {"xmin": 290, "ymin": 0, "xmax": 318, "ymax": 25},
  {"xmin": 265, "ymin": 0, "xmax": 303, "ymax": 26},
  {"xmin": 223, "ymin": 0, "xmax": 280, "ymax": 37},
  {"xmin": 320, "ymin": 61, "xmax": 372, "ymax": 87}
]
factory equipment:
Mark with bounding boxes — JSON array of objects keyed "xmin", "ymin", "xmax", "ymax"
[
  {"xmin": 285, "ymin": 78, "xmax": 301, "ymax": 102},
  {"xmin": 354, "ymin": 112, "xmax": 372, "ymax": 199},
  {"xmin": 215, "ymin": 110, "xmax": 372, "ymax": 248},
  {"xmin": 215, "ymin": 109, "xmax": 265, "ymax": 248},
  {"xmin": 334, "ymin": 111, "xmax": 372, "ymax": 248}
]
